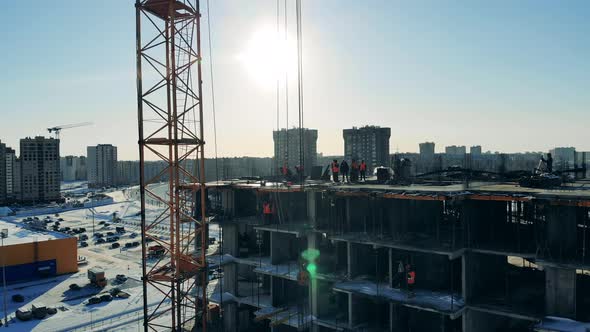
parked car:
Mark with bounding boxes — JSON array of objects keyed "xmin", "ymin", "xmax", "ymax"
[
  {"xmin": 69, "ymin": 284, "xmax": 81, "ymax": 291},
  {"xmin": 58, "ymin": 218, "xmax": 64, "ymax": 221},
  {"xmin": 96, "ymin": 238, "xmax": 106, "ymax": 244},
  {"xmin": 16, "ymin": 307, "xmax": 32, "ymax": 321},
  {"xmin": 100, "ymin": 294, "xmax": 113, "ymax": 302},
  {"xmin": 125, "ymin": 242, "xmax": 133, "ymax": 248},
  {"xmin": 132, "ymin": 241, "xmax": 140, "ymax": 247},
  {"xmin": 111, "ymin": 242, "xmax": 120, "ymax": 249},
  {"xmin": 79, "ymin": 227, "xmax": 86, "ymax": 232},
  {"xmin": 107, "ymin": 236, "xmax": 119, "ymax": 243},
  {"xmin": 87, "ymin": 297, "xmax": 101, "ymax": 305},
  {"xmin": 32, "ymin": 303, "xmax": 48, "ymax": 319},
  {"xmin": 94, "ymin": 233, "xmax": 104, "ymax": 238},
  {"xmin": 116, "ymin": 274, "xmax": 127, "ymax": 282},
  {"xmin": 107, "ymin": 232, "xmax": 114, "ymax": 236},
  {"xmin": 80, "ymin": 241, "xmax": 89, "ymax": 248},
  {"xmin": 79, "ymin": 234, "xmax": 88, "ymax": 241},
  {"xmin": 130, "ymin": 232, "xmax": 138, "ymax": 238}
]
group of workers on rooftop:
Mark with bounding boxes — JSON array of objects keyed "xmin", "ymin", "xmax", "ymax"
[{"xmin": 331, "ymin": 159, "xmax": 367, "ymax": 183}]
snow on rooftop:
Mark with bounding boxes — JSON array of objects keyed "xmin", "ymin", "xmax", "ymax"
[
  {"xmin": 534, "ymin": 316, "xmax": 590, "ymax": 332},
  {"xmin": 0, "ymin": 219, "xmax": 71, "ymax": 246}
]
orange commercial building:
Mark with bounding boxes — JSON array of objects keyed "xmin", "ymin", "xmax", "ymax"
[{"xmin": 0, "ymin": 221, "xmax": 78, "ymax": 283}]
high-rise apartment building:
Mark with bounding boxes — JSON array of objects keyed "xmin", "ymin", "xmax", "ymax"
[
  {"xmin": 419, "ymin": 142, "xmax": 436, "ymax": 157},
  {"xmin": 60, "ymin": 156, "xmax": 87, "ymax": 181},
  {"xmin": 117, "ymin": 160, "xmax": 140, "ymax": 185},
  {"xmin": 550, "ymin": 147, "xmax": 576, "ymax": 170},
  {"xmin": 87, "ymin": 145, "xmax": 118, "ymax": 187},
  {"xmin": 5, "ymin": 147, "xmax": 16, "ymax": 200},
  {"xmin": 343, "ymin": 125, "xmax": 391, "ymax": 172},
  {"xmin": 445, "ymin": 145, "xmax": 466, "ymax": 155},
  {"xmin": 470, "ymin": 145, "xmax": 482, "ymax": 155},
  {"xmin": 273, "ymin": 128, "xmax": 318, "ymax": 175},
  {"xmin": 0, "ymin": 141, "xmax": 6, "ymax": 204},
  {"xmin": 20, "ymin": 137, "xmax": 61, "ymax": 202}
]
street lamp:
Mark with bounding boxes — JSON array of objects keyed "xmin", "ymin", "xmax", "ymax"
[{"xmin": 1, "ymin": 228, "xmax": 8, "ymax": 327}]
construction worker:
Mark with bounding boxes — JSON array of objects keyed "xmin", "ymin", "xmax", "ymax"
[
  {"xmin": 406, "ymin": 264, "xmax": 416, "ymax": 297},
  {"xmin": 295, "ymin": 165, "xmax": 304, "ymax": 182},
  {"xmin": 262, "ymin": 200, "xmax": 273, "ymax": 224},
  {"xmin": 360, "ymin": 160, "xmax": 367, "ymax": 181},
  {"xmin": 331, "ymin": 160, "xmax": 340, "ymax": 182},
  {"xmin": 392, "ymin": 260, "xmax": 404, "ymax": 288},
  {"xmin": 350, "ymin": 159, "xmax": 359, "ymax": 182},
  {"xmin": 340, "ymin": 160, "xmax": 349, "ymax": 182}
]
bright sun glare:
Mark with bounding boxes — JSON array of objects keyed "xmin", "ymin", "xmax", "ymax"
[{"xmin": 237, "ymin": 26, "xmax": 297, "ymax": 88}]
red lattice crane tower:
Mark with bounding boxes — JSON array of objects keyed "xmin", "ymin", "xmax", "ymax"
[{"xmin": 135, "ymin": 0, "xmax": 208, "ymax": 330}]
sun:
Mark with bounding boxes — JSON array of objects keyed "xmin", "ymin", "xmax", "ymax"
[{"xmin": 237, "ymin": 26, "xmax": 297, "ymax": 88}]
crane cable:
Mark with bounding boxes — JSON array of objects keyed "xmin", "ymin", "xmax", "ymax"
[
  {"xmin": 204, "ymin": 0, "xmax": 223, "ymax": 329},
  {"xmin": 296, "ymin": 0, "xmax": 305, "ymax": 183}
]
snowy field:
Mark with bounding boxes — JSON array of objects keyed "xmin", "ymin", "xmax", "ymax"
[{"xmin": 0, "ymin": 183, "xmax": 220, "ymax": 331}]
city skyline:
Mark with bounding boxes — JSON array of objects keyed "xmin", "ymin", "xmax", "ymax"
[{"xmin": 1, "ymin": 1, "xmax": 589, "ymax": 160}]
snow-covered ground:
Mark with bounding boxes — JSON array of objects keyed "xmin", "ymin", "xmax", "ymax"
[{"xmin": 0, "ymin": 183, "xmax": 219, "ymax": 331}]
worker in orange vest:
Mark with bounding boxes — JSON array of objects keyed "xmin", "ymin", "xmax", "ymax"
[
  {"xmin": 263, "ymin": 201, "xmax": 273, "ymax": 224},
  {"xmin": 360, "ymin": 160, "xmax": 367, "ymax": 181},
  {"xmin": 406, "ymin": 264, "xmax": 416, "ymax": 297},
  {"xmin": 350, "ymin": 159, "xmax": 359, "ymax": 182},
  {"xmin": 331, "ymin": 160, "xmax": 340, "ymax": 182}
]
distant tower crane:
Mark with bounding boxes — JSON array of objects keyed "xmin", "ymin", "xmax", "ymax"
[{"xmin": 47, "ymin": 122, "xmax": 93, "ymax": 139}]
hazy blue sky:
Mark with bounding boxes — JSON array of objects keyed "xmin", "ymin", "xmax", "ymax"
[{"xmin": 1, "ymin": 1, "xmax": 588, "ymax": 160}]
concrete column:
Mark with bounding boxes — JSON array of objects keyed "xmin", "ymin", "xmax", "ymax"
[
  {"xmin": 308, "ymin": 233, "xmax": 319, "ymax": 317},
  {"xmin": 462, "ymin": 253, "xmax": 468, "ymax": 304},
  {"xmin": 347, "ymin": 242, "xmax": 357, "ymax": 279},
  {"xmin": 462, "ymin": 309, "xmax": 474, "ymax": 332},
  {"xmin": 223, "ymin": 223, "xmax": 239, "ymax": 257},
  {"xmin": 389, "ymin": 303, "xmax": 394, "ymax": 332},
  {"xmin": 388, "ymin": 248, "xmax": 393, "ymax": 288},
  {"xmin": 223, "ymin": 302, "xmax": 237, "ymax": 332},
  {"xmin": 223, "ymin": 263, "xmax": 237, "ymax": 295},
  {"xmin": 545, "ymin": 266, "xmax": 576, "ymax": 318},
  {"xmin": 307, "ymin": 191, "xmax": 317, "ymax": 227},
  {"xmin": 347, "ymin": 293, "xmax": 354, "ymax": 329},
  {"xmin": 222, "ymin": 189, "xmax": 235, "ymax": 217}
]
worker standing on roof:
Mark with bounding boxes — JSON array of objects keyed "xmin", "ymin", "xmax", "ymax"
[
  {"xmin": 406, "ymin": 264, "xmax": 416, "ymax": 297},
  {"xmin": 340, "ymin": 160, "xmax": 349, "ymax": 183},
  {"xmin": 392, "ymin": 260, "xmax": 404, "ymax": 288},
  {"xmin": 350, "ymin": 159, "xmax": 359, "ymax": 183},
  {"xmin": 331, "ymin": 160, "xmax": 340, "ymax": 182},
  {"xmin": 263, "ymin": 200, "xmax": 273, "ymax": 224},
  {"xmin": 360, "ymin": 160, "xmax": 367, "ymax": 181}
]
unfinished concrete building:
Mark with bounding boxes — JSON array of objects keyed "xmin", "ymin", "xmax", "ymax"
[{"xmin": 206, "ymin": 180, "xmax": 590, "ymax": 332}]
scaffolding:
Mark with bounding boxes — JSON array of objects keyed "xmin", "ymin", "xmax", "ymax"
[{"xmin": 135, "ymin": 0, "xmax": 207, "ymax": 331}]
